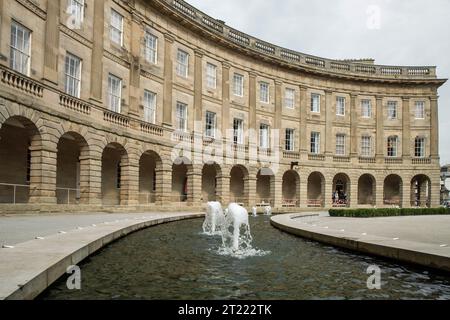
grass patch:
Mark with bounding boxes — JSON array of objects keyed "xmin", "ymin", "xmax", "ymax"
[{"xmin": 329, "ymin": 207, "xmax": 450, "ymax": 218}]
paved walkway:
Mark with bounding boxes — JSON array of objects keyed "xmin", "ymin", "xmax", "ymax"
[
  {"xmin": 0, "ymin": 212, "xmax": 175, "ymax": 246},
  {"xmin": 271, "ymin": 214, "xmax": 450, "ymax": 272},
  {"xmin": 0, "ymin": 211, "xmax": 203, "ymax": 300}
]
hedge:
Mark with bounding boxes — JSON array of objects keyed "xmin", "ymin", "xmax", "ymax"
[{"xmin": 329, "ymin": 207, "xmax": 450, "ymax": 218}]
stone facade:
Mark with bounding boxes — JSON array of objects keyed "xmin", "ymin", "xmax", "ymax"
[{"xmin": 0, "ymin": 0, "xmax": 446, "ymax": 211}]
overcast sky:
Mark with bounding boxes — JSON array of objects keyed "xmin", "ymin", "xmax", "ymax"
[{"xmin": 186, "ymin": 0, "xmax": 450, "ymax": 165}]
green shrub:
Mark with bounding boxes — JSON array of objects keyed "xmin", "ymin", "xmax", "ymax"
[{"xmin": 329, "ymin": 207, "xmax": 450, "ymax": 218}]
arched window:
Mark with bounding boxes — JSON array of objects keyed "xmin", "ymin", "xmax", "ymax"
[
  {"xmin": 387, "ymin": 136, "xmax": 398, "ymax": 157},
  {"xmin": 415, "ymin": 137, "xmax": 426, "ymax": 158}
]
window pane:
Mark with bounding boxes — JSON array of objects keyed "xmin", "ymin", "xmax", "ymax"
[
  {"xmin": 206, "ymin": 63, "xmax": 217, "ymax": 89},
  {"xmin": 144, "ymin": 90, "xmax": 156, "ymax": 124},
  {"xmin": 233, "ymin": 74, "xmax": 244, "ymax": 97},
  {"xmin": 285, "ymin": 88, "xmax": 295, "ymax": 109},
  {"xmin": 65, "ymin": 54, "xmax": 82, "ymax": 98},
  {"xmin": 10, "ymin": 21, "xmax": 31, "ymax": 75},
  {"xmin": 145, "ymin": 32, "xmax": 157, "ymax": 64},
  {"xmin": 311, "ymin": 94, "xmax": 320, "ymax": 113}
]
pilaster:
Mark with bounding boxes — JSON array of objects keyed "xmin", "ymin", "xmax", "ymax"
[
  {"xmin": 90, "ymin": 0, "xmax": 105, "ymax": 102},
  {"xmin": 375, "ymin": 96, "xmax": 384, "ymax": 163},
  {"xmin": 43, "ymin": 0, "xmax": 61, "ymax": 85},
  {"xmin": 163, "ymin": 33, "xmax": 174, "ymax": 127}
]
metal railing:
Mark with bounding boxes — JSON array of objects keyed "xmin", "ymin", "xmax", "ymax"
[
  {"xmin": 282, "ymin": 199, "xmax": 300, "ymax": 207},
  {"xmin": 56, "ymin": 187, "xmax": 81, "ymax": 205},
  {"xmin": 0, "ymin": 183, "xmax": 31, "ymax": 204},
  {"xmin": 307, "ymin": 199, "xmax": 324, "ymax": 208}
]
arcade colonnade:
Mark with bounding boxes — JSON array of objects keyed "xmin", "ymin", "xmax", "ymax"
[{"xmin": 0, "ymin": 109, "xmax": 439, "ymax": 209}]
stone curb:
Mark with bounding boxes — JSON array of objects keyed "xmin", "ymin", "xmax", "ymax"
[
  {"xmin": 0, "ymin": 213, "xmax": 204, "ymax": 300},
  {"xmin": 271, "ymin": 214, "xmax": 450, "ymax": 273}
]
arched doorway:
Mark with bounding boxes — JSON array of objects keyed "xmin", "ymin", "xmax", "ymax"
[
  {"xmin": 256, "ymin": 168, "xmax": 274, "ymax": 206},
  {"xmin": 202, "ymin": 163, "xmax": 221, "ymax": 202},
  {"xmin": 282, "ymin": 170, "xmax": 300, "ymax": 207},
  {"xmin": 101, "ymin": 143, "xmax": 128, "ymax": 205},
  {"xmin": 139, "ymin": 150, "xmax": 162, "ymax": 204},
  {"xmin": 384, "ymin": 174, "xmax": 402, "ymax": 207},
  {"xmin": 0, "ymin": 116, "xmax": 41, "ymax": 204},
  {"xmin": 307, "ymin": 172, "xmax": 325, "ymax": 207},
  {"xmin": 358, "ymin": 174, "xmax": 376, "ymax": 206},
  {"xmin": 411, "ymin": 175, "xmax": 431, "ymax": 208},
  {"xmin": 230, "ymin": 165, "xmax": 249, "ymax": 205},
  {"xmin": 56, "ymin": 132, "xmax": 89, "ymax": 204},
  {"xmin": 332, "ymin": 173, "xmax": 350, "ymax": 207},
  {"xmin": 172, "ymin": 157, "xmax": 191, "ymax": 203}
]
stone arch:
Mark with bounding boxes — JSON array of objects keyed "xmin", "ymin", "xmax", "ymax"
[
  {"xmin": 282, "ymin": 170, "xmax": 300, "ymax": 207},
  {"xmin": 411, "ymin": 174, "xmax": 431, "ymax": 208},
  {"xmin": 256, "ymin": 167, "xmax": 275, "ymax": 206},
  {"xmin": 0, "ymin": 115, "xmax": 42, "ymax": 203},
  {"xmin": 139, "ymin": 150, "xmax": 163, "ymax": 204},
  {"xmin": 332, "ymin": 173, "xmax": 351, "ymax": 207},
  {"xmin": 307, "ymin": 171, "xmax": 325, "ymax": 207},
  {"xmin": 171, "ymin": 156, "xmax": 193, "ymax": 203},
  {"xmin": 56, "ymin": 131, "xmax": 90, "ymax": 204},
  {"xmin": 230, "ymin": 165, "xmax": 249, "ymax": 205},
  {"xmin": 202, "ymin": 162, "xmax": 222, "ymax": 202},
  {"xmin": 101, "ymin": 142, "xmax": 129, "ymax": 205},
  {"xmin": 384, "ymin": 174, "xmax": 403, "ymax": 207},
  {"xmin": 358, "ymin": 174, "xmax": 376, "ymax": 206}
]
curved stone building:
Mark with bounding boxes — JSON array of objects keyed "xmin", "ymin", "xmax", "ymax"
[{"xmin": 0, "ymin": 0, "xmax": 446, "ymax": 211}]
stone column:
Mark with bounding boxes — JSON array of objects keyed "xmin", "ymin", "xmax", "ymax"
[
  {"xmin": 272, "ymin": 175, "xmax": 283, "ymax": 209},
  {"xmin": 402, "ymin": 97, "xmax": 411, "ymax": 161},
  {"xmin": 156, "ymin": 162, "xmax": 172, "ymax": 205},
  {"xmin": 299, "ymin": 174, "xmax": 308, "ymax": 208},
  {"xmin": 222, "ymin": 62, "xmax": 231, "ymax": 139},
  {"xmin": 28, "ymin": 143, "xmax": 57, "ymax": 204},
  {"xmin": 401, "ymin": 179, "xmax": 411, "ymax": 208},
  {"xmin": 120, "ymin": 155, "xmax": 139, "ymax": 206},
  {"xmin": 217, "ymin": 174, "xmax": 230, "ymax": 204},
  {"xmin": 375, "ymin": 181, "xmax": 384, "ymax": 208},
  {"xmin": 193, "ymin": 50, "xmax": 203, "ymax": 135},
  {"xmin": 79, "ymin": 147, "xmax": 103, "ymax": 205},
  {"xmin": 350, "ymin": 94, "xmax": 358, "ymax": 159},
  {"xmin": 246, "ymin": 176, "xmax": 257, "ymax": 207},
  {"xmin": 375, "ymin": 96, "xmax": 384, "ymax": 163},
  {"xmin": 299, "ymin": 86, "xmax": 308, "ymax": 158},
  {"xmin": 90, "ymin": 0, "xmax": 105, "ymax": 103},
  {"xmin": 430, "ymin": 177, "xmax": 441, "ymax": 208},
  {"xmin": 324, "ymin": 90, "xmax": 333, "ymax": 158},
  {"xmin": 43, "ymin": 0, "xmax": 60, "ymax": 85},
  {"xmin": 128, "ymin": 15, "xmax": 144, "ymax": 118},
  {"xmin": 187, "ymin": 165, "xmax": 202, "ymax": 206},
  {"xmin": 163, "ymin": 34, "xmax": 174, "ymax": 127},
  {"xmin": 430, "ymin": 96, "xmax": 439, "ymax": 159},
  {"xmin": 350, "ymin": 180, "xmax": 358, "ymax": 208},
  {"xmin": 324, "ymin": 176, "xmax": 333, "ymax": 208}
]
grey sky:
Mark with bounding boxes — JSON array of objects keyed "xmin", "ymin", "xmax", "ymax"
[{"xmin": 186, "ymin": 0, "xmax": 450, "ymax": 165}]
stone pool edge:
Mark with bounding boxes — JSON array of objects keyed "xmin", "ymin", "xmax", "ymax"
[
  {"xmin": 0, "ymin": 212, "xmax": 204, "ymax": 300},
  {"xmin": 270, "ymin": 214, "xmax": 450, "ymax": 273}
]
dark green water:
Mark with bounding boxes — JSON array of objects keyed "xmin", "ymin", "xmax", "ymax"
[{"xmin": 40, "ymin": 216, "xmax": 450, "ymax": 300}]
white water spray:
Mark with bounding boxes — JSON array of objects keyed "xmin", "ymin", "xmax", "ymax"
[
  {"xmin": 252, "ymin": 207, "xmax": 258, "ymax": 217},
  {"xmin": 202, "ymin": 202, "xmax": 225, "ymax": 235},
  {"xmin": 264, "ymin": 206, "xmax": 272, "ymax": 216}
]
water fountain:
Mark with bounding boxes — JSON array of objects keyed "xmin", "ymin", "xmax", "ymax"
[
  {"xmin": 264, "ymin": 206, "xmax": 272, "ymax": 216},
  {"xmin": 252, "ymin": 207, "xmax": 258, "ymax": 217},
  {"xmin": 202, "ymin": 202, "xmax": 225, "ymax": 235}
]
